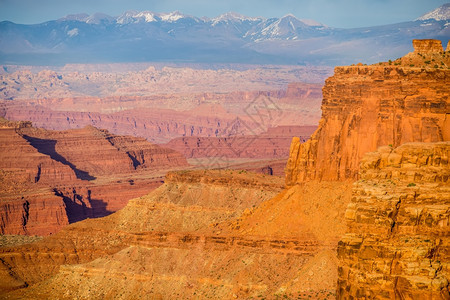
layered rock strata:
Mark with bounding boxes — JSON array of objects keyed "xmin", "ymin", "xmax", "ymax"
[
  {"xmin": 0, "ymin": 103, "xmax": 259, "ymax": 144},
  {"xmin": 0, "ymin": 77, "xmax": 324, "ymax": 144},
  {"xmin": 286, "ymin": 39, "xmax": 449, "ymax": 184},
  {"xmin": 19, "ymin": 125, "xmax": 188, "ymax": 177},
  {"xmin": 337, "ymin": 142, "xmax": 450, "ymax": 299},
  {"xmin": 0, "ymin": 119, "xmax": 187, "ymax": 235},
  {"xmin": 0, "ymin": 120, "xmax": 75, "ymax": 235},
  {"xmin": 163, "ymin": 126, "xmax": 316, "ymax": 159},
  {"xmin": 0, "ymin": 171, "xmax": 352, "ymax": 299},
  {"xmin": 0, "ymin": 170, "xmax": 291, "ymax": 298}
]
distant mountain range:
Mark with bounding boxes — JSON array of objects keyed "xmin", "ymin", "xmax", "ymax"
[{"xmin": 0, "ymin": 4, "xmax": 449, "ymax": 66}]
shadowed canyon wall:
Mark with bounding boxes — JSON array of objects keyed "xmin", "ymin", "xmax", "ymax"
[{"xmin": 0, "ymin": 119, "xmax": 187, "ymax": 235}]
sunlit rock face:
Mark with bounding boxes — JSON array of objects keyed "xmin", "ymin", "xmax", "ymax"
[
  {"xmin": 285, "ymin": 39, "xmax": 449, "ymax": 184},
  {"xmin": 337, "ymin": 142, "xmax": 450, "ymax": 299}
]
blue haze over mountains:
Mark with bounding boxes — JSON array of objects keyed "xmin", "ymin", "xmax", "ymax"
[{"xmin": 0, "ymin": 4, "xmax": 449, "ymax": 66}]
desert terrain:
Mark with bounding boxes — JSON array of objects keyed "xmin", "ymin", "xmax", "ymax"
[{"xmin": 0, "ymin": 38, "xmax": 448, "ymax": 299}]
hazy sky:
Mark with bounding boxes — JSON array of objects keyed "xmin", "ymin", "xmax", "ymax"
[{"xmin": 0, "ymin": 0, "xmax": 448, "ymax": 28}]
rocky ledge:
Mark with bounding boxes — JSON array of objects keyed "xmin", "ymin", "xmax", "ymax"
[{"xmin": 337, "ymin": 142, "xmax": 450, "ymax": 299}]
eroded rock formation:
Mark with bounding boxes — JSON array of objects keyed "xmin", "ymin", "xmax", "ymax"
[
  {"xmin": 285, "ymin": 39, "xmax": 449, "ymax": 184},
  {"xmin": 1, "ymin": 39, "xmax": 448, "ymax": 299},
  {"xmin": 0, "ymin": 170, "xmax": 293, "ymax": 298},
  {"xmin": 0, "ymin": 65, "xmax": 331, "ymax": 101},
  {"xmin": 0, "ymin": 118, "xmax": 187, "ymax": 235},
  {"xmin": 337, "ymin": 142, "xmax": 450, "ymax": 299},
  {"xmin": 19, "ymin": 125, "xmax": 188, "ymax": 177},
  {"xmin": 163, "ymin": 126, "xmax": 316, "ymax": 159}
]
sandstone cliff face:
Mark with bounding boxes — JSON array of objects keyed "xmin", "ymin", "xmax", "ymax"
[
  {"xmin": 412, "ymin": 39, "xmax": 445, "ymax": 53},
  {"xmin": 0, "ymin": 120, "xmax": 75, "ymax": 235},
  {"xmin": 0, "ymin": 120, "xmax": 77, "ymax": 184},
  {"xmin": 0, "ymin": 119, "xmax": 187, "ymax": 235},
  {"xmin": 285, "ymin": 39, "xmax": 449, "ymax": 184},
  {"xmin": 0, "ymin": 103, "xmax": 257, "ymax": 144},
  {"xmin": 337, "ymin": 142, "xmax": 450, "ymax": 299},
  {"xmin": 18, "ymin": 125, "xmax": 188, "ymax": 178}
]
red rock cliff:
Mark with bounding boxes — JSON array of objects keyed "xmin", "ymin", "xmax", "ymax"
[
  {"xmin": 286, "ymin": 39, "xmax": 449, "ymax": 184},
  {"xmin": 0, "ymin": 119, "xmax": 187, "ymax": 235},
  {"xmin": 337, "ymin": 142, "xmax": 450, "ymax": 299}
]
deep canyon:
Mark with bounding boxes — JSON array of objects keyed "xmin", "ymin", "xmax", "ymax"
[{"xmin": 0, "ymin": 38, "xmax": 448, "ymax": 299}]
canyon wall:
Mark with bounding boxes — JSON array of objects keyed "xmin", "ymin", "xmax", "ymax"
[
  {"xmin": 0, "ymin": 170, "xmax": 290, "ymax": 298},
  {"xmin": 0, "ymin": 120, "xmax": 75, "ymax": 235},
  {"xmin": 337, "ymin": 142, "xmax": 449, "ymax": 299},
  {"xmin": 0, "ymin": 94, "xmax": 321, "ymax": 144},
  {"xmin": 163, "ymin": 126, "xmax": 316, "ymax": 159},
  {"xmin": 0, "ymin": 119, "xmax": 187, "ymax": 235},
  {"xmin": 0, "ymin": 169, "xmax": 352, "ymax": 299},
  {"xmin": 19, "ymin": 125, "xmax": 188, "ymax": 177},
  {"xmin": 0, "ymin": 103, "xmax": 250, "ymax": 144},
  {"xmin": 279, "ymin": 39, "xmax": 450, "ymax": 298},
  {"xmin": 285, "ymin": 39, "xmax": 449, "ymax": 184}
]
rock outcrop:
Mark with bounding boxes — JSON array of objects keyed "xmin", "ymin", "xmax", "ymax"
[
  {"xmin": 285, "ymin": 39, "xmax": 449, "ymax": 184},
  {"xmin": 0, "ymin": 119, "xmax": 77, "ymax": 184},
  {"xmin": 412, "ymin": 39, "xmax": 445, "ymax": 53},
  {"xmin": 0, "ymin": 119, "xmax": 188, "ymax": 235},
  {"xmin": 0, "ymin": 119, "xmax": 75, "ymax": 235},
  {"xmin": 19, "ymin": 125, "xmax": 188, "ymax": 177},
  {"xmin": 337, "ymin": 142, "xmax": 450, "ymax": 299}
]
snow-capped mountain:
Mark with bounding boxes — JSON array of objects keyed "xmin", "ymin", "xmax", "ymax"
[
  {"xmin": 416, "ymin": 3, "xmax": 450, "ymax": 21},
  {"xmin": 115, "ymin": 10, "xmax": 199, "ymax": 24},
  {"xmin": 211, "ymin": 12, "xmax": 263, "ymax": 25},
  {"xmin": 244, "ymin": 14, "xmax": 329, "ymax": 41},
  {"xmin": 116, "ymin": 11, "xmax": 156, "ymax": 24},
  {"xmin": 0, "ymin": 5, "xmax": 448, "ymax": 66}
]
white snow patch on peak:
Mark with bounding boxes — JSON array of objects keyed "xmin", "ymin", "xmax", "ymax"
[
  {"xmin": 416, "ymin": 3, "xmax": 450, "ymax": 21},
  {"xmin": 211, "ymin": 12, "xmax": 263, "ymax": 25},
  {"xmin": 116, "ymin": 10, "xmax": 140, "ymax": 24},
  {"xmin": 160, "ymin": 11, "xmax": 185, "ymax": 22},
  {"xmin": 67, "ymin": 28, "xmax": 79, "ymax": 37},
  {"xmin": 85, "ymin": 13, "xmax": 114, "ymax": 24},
  {"xmin": 116, "ymin": 10, "xmax": 159, "ymax": 23},
  {"xmin": 135, "ymin": 11, "xmax": 157, "ymax": 22}
]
